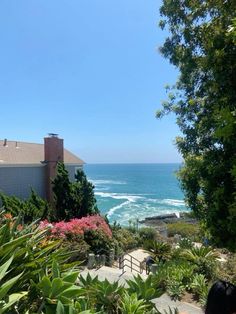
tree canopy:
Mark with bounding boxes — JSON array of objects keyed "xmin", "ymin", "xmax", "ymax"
[
  {"xmin": 52, "ymin": 163, "xmax": 99, "ymax": 221},
  {"xmin": 157, "ymin": 1, "xmax": 236, "ymax": 249}
]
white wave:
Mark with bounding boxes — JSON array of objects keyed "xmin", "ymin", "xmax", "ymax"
[
  {"xmin": 161, "ymin": 199, "xmax": 185, "ymax": 206},
  {"xmin": 147, "ymin": 198, "xmax": 185, "ymax": 207},
  {"xmin": 89, "ymin": 179, "xmax": 126, "ymax": 185},
  {"xmin": 95, "ymin": 192, "xmax": 143, "ymax": 202},
  {"xmin": 107, "ymin": 201, "xmax": 130, "ymax": 218}
]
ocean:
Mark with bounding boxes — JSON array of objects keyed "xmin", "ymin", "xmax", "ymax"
[{"xmin": 84, "ymin": 163, "xmax": 188, "ymax": 226}]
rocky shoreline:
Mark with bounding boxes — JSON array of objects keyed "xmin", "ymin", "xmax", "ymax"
[
  {"xmin": 140, "ymin": 212, "xmax": 197, "ymax": 225},
  {"xmin": 139, "ymin": 212, "xmax": 198, "ymax": 237}
]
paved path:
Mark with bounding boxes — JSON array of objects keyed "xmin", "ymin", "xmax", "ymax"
[{"xmin": 153, "ymin": 294, "xmax": 203, "ymax": 314}]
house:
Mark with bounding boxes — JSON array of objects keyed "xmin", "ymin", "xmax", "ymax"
[{"xmin": 0, "ymin": 134, "xmax": 85, "ymax": 203}]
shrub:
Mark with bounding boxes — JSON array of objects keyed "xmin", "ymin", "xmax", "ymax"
[
  {"xmin": 167, "ymin": 222, "xmax": 200, "ymax": 239},
  {"xmin": 0, "ymin": 189, "xmax": 50, "ymax": 223},
  {"xmin": 112, "ymin": 227, "xmax": 139, "ymax": 252},
  {"xmin": 144, "ymin": 240, "xmax": 172, "ymax": 263},
  {"xmin": 138, "ymin": 227, "xmax": 158, "ymax": 244},
  {"xmin": 181, "ymin": 246, "xmax": 219, "ymax": 280},
  {"xmin": 178, "ymin": 237, "xmax": 194, "ymax": 250},
  {"xmin": 217, "ymin": 253, "xmax": 236, "ymax": 284},
  {"xmin": 40, "ymin": 215, "xmax": 112, "ymax": 240},
  {"xmin": 190, "ymin": 274, "xmax": 209, "ymax": 306}
]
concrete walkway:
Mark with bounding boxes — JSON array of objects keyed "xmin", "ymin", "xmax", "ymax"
[{"xmin": 153, "ymin": 294, "xmax": 203, "ymax": 314}]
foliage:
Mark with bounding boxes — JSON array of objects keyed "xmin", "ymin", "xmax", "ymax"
[
  {"xmin": 167, "ymin": 222, "xmax": 199, "ymax": 239},
  {"xmin": 37, "ymin": 260, "xmax": 83, "ymax": 314},
  {"xmin": 157, "ymin": 0, "xmax": 236, "ymax": 249},
  {"xmin": 78, "ymin": 273, "xmax": 163, "ymax": 313},
  {"xmin": 144, "ymin": 240, "xmax": 172, "ymax": 263},
  {"xmin": 52, "ymin": 163, "xmax": 99, "ymax": 221},
  {"xmin": 0, "ymin": 256, "xmax": 27, "ymax": 313},
  {"xmin": 181, "ymin": 246, "xmax": 219, "ymax": 279},
  {"xmin": 0, "ymin": 211, "xmax": 79, "ymax": 313},
  {"xmin": 0, "ymin": 189, "xmax": 50, "ymax": 223},
  {"xmin": 119, "ymin": 292, "xmax": 150, "ymax": 314},
  {"xmin": 162, "ymin": 308, "xmax": 179, "ymax": 314},
  {"xmin": 217, "ymin": 253, "xmax": 236, "ymax": 285},
  {"xmin": 190, "ymin": 274, "xmax": 209, "ymax": 306},
  {"xmin": 112, "ymin": 227, "xmax": 139, "ymax": 252},
  {"xmin": 178, "ymin": 237, "xmax": 194, "ymax": 250},
  {"xmin": 41, "ymin": 215, "xmax": 112, "ymax": 240},
  {"xmin": 152, "ymin": 260, "xmax": 196, "ymax": 301},
  {"xmin": 138, "ymin": 227, "xmax": 159, "ymax": 243},
  {"xmin": 126, "ymin": 274, "xmax": 162, "ymax": 309}
]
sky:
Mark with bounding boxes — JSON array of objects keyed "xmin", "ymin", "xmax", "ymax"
[{"xmin": 0, "ymin": 0, "xmax": 181, "ymax": 163}]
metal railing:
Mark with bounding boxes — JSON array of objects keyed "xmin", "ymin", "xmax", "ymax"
[{"xmin": 118, "ymin": 253, "xmax": 144, "ymax": 276}]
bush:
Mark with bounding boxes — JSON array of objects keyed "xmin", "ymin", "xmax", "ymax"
[
  {"xmin": 167, "ymin": 222, "xmax": 200, "ymax": 239},
  {"xmin": 112, "ymin": 227, "xmax": 139, "ymax": 252},
  {"xmin": 138, "ymin": 227, "xmax": 158, "ymax": 244}
]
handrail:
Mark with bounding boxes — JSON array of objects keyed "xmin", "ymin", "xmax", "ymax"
[
  {"xmin": 118, "ymin": 254, "xmax": 144, "ymax": 276},
  {"xmin": 124, "ymin": 253, "xmax": 141, "ymax": 265}
]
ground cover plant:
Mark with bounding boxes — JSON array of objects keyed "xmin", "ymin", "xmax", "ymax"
[{"xmin": 145, "ymin": 238, "xmax": 221, "ymax": 306}]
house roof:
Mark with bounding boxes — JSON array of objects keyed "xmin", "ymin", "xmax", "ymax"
[{"xmin": 0, "ymin": 140, "xmax": 85, "ymax": 165}]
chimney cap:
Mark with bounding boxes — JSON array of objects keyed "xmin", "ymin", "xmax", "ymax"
[{"xmin": 48, "ymin": 133, "xmax": 59, "ymax": 138}]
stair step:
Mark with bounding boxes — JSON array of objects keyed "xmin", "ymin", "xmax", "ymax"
[{"xmin": 79, "ymin": 265, "xmax": 147, "ymax": 286}]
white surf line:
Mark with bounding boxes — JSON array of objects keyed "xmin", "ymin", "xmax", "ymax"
[{"xmin": 107, "ymin": 201, "xmax": 130, "ymax": 218}]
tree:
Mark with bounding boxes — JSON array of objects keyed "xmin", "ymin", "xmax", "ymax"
[
  {"xmin": 52, "ymin": 163, "xmax": 74, "ymax": 220},
  {"xmin": 0, "ymin": 189, "xmax": 50, "ymax": 223},
  {"xmin": 73, "ymin": 169, "xmax": 99, "ymax": 218},
  {"xmin": 157, "ymin": 1, "xmax": 236, "ymax": 249},
  {"xmin": 52, "ymin": 163, "xmax": 99, "ymax": 220}
]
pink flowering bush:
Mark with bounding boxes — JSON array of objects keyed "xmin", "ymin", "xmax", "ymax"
[{"xmin": 39, "ymin": 215, "xmax": 112, "ymax": 240}]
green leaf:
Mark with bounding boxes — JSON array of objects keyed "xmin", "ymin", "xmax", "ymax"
[
  {"xmin": 51, "ymin": 278, "xmax": 63, "ymax": 297},
  {"xmin": 0, "ymin": 272, "xmax": 23, "ymax": 300},
  {"xmin": 40, "ymin": 276, "xmax": 52, "ymax": 297},
  {"xmin": 63, "ymin": 271, "xmax": 79, "ymax": 284},
  {"xmin": 60, "ymin": 286, "xmax": 83, "ymax": 298},
  {"xmin": 0, "ymin": 291, "xmax": 28, "ymax": 314},
  {"xmin": 0, "ymin": 255, "xmax": 13, "ymax": 281},
  {"xmin": 52, "ymin": 260, "xmax": 60, "ymax": 279},
  {"xmin": 56, "ymin": 300, "xmax": 65, "ymax": 314}
]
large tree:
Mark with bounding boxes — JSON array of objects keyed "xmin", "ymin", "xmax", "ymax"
[
  {"xmin": 157, "ymin": 1, "xmax": 236, "ymax": 248},
  {"xmin": 52, "ymin": 163, "xmax": 99, "ymax": 221}
]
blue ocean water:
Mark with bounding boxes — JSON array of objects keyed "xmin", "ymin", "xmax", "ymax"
[{"xmin": 84, "ymin": 163, "xmax": 188, "ymax": 225}]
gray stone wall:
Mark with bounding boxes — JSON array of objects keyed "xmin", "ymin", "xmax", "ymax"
[{"xmin": 0, "ymin": 166, "xmax": 46, "ymax": 199}]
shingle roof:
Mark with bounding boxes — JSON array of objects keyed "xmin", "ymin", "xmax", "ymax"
[{"xmin": 0, "ymin": 140, "xmax": 85, "ymax": 165}]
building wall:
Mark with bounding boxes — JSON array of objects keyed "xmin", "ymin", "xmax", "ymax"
[
  {"xmin": 0, "ymin": 166, "xmax": 46, "ymax": 199},
  {"xmin": 65, "ymin": 165, "xmax": 83, "ymax": 181}
]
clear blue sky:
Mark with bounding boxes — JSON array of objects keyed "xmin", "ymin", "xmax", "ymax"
[{"xmin": 0, "ymin": 0, "xmax": 181, "ymax": 163}]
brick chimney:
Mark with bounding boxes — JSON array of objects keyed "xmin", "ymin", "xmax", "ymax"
[{"xmin": 44, "ymin": 134, "xmax": 64, "ymax": 204}]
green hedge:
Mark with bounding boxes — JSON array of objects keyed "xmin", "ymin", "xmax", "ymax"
[{"xmin": 167, "ymin": 221, "xmax": 200, "ymax": 239}]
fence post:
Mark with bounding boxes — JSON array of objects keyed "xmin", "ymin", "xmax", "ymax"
[
  {"xmin": 108, "ymin": 249, "xmax": 115, "ymax": 267},
  {"xmin": 87, "ymin": 253, "xmax": 95, "ymax": 269}
]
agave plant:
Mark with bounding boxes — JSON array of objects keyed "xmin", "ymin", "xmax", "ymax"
[
  {"xmin": 144, "ymin": 241, "xmax": 172, "ymax": 263},
  {"xmin": 119, "ymin": 292, "xmax": 150, "ymax": 314},
  {"xmin": 190, "ymin": 273, "xmax": 209, "ymax": 306},
  {"xmin": 0, "ymin": 212, "xmax": 81, "ymax": 313},
  {"xmin": 37, "ymin": 260, "xmax": 85, "ymax": 314},
  {"xmin": 126, "ymin": 274, "xmax": 162, "ymax": 306},
  {"xmin": 181, "ymin": 246, "xmax": 219, "ymax": 279},
  {"xmin": 0, "ymin": 256, "xmax": 27, "ymax": 313}
]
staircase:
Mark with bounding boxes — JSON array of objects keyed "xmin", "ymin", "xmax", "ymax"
[{"xmin": 80, "ymin": 249, "xmax": 149, "ymax": 285}]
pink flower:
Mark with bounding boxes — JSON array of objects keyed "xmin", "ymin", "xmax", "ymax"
[{"xmin": 39, "ymin": 215, "xmax": 112, "ymax": 239}]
